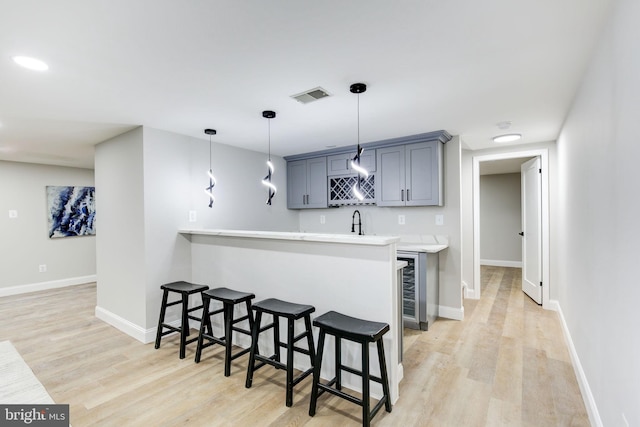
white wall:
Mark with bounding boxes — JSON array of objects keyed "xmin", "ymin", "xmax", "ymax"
[
  {"xmin": 480, "ymin": 173, "xmax": 522, "ymax": 265},
  {"xmin": 555, "ymin": 0, "xmax": 640, "ymax": 424},
  {"xmin": 0, "ymin": 161, "xmax": 96, "ymax": 294},
  {"xmin": 299, "ymin": 136, "xmax": 463, "ymax": 317}
]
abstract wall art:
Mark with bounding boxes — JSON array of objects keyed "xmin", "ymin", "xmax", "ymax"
[{"xmin": 46, "ymin": 186, "xmax": 96, "ymax": 238}]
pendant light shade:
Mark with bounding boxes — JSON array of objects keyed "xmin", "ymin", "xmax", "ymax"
[
  {"xmin": 350, "ymin": 83, "xmax": 368, "ymax": 201},
  {"xmin": 204, "ymin": 128, "xmax": 217, "ymax": 207},
  {"xmin": 261, "ymin": 110, "xmax": 277, "ymax": 205}
]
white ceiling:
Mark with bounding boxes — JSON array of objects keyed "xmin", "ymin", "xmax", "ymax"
[{"xmin": 0, "ymin": 0, "xmax": 612, "ymax": 169}]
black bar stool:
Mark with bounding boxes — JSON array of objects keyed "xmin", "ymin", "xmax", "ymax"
[
  {"xmin": 245, "ymin": 298, "xmax": 316, "ymax": 407},
  {"xmin": 309, "ymin": 310, "xmax": 392, "ymax": 427},
  {"xmin": 195, "ymin": 287, "xmax": 256, "ymax": 376},
  {"xmin": 154, "ymin": 281, "xmax": 209, "ymax": 359}
]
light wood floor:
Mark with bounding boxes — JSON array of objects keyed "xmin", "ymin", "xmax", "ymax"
[{"xmin": 0, "ymin": 266, "xmax": 588, "ymax": 426}]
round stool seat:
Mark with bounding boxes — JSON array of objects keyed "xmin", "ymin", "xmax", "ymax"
[
  {"xmin": 313, "ymin": 311, "xmax": 389, "ymax": 342},
  {"xmin": 252, "ymin": 298, "xmax": 315, "ymax": 318},
  {"xmin": 161, "ymin": 281, "xmax": 208, "ymax": 294},
  {"xmin": 204, "ymin": 287, "xmax": 255, "ymax": 304}
]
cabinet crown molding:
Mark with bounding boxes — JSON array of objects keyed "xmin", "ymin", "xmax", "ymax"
[{"xmin": 284, "ymin": 130, "xmax": 452, "ymax": 162}]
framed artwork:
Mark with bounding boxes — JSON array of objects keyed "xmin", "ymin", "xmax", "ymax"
[{"xmin": 46, "ymin": 186, "xmax": 96, "ymax": 238}]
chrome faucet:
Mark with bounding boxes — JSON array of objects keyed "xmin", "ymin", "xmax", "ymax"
[{"xmin": 351, "ymin": 209, "xmax": 363, "ymax": 235}]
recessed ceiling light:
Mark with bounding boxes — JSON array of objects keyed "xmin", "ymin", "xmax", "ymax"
[
  {"xmin": 12, "ymin": 56, "xmax": 49, "ymax": 71},
  {"xmin": 493, "ymin": 133, "xmax": 521, "ymax": 143}
]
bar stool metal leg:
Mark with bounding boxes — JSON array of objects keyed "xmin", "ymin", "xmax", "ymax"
[
  {"xmin": 286, "ymin": 317, "xmax": 295, "ymax": 407},
  {"xmin": 377, "ymin": 340, "xmax": 392, "ymax": 413},
  {"xmin": 362, "ymin": 341, "xmax": 371, "ymax": 427},
  {"xmin": 179, "ymin": 292, "xmax": 189, "ymax": 359},
  {"xmin": 309, "ymin": 329, "xmax": 326, "ymax": 417},
  {"xmin": 155, "ymin": 289, "xmax": 169, "ymax": 349},
  {"xmin": 223, "ymin": 302, "xmax": 234, "ymax": 376},
  {"xmin": 245, "ymin": 310, "xmax": 262, "ymax": 388}
]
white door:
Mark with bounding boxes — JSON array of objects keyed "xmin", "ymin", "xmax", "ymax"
[{"xmin": 521, "ymin": 157, "xmax": 542, "ymax": 304}]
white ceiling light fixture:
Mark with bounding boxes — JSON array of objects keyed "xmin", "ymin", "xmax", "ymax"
[
  {"xmin": 493, "ymin": 133, "xmax": 522, "ymax": 143},
  {"xmin": 350, "ymin": 83, "xmax": 369, "ymax": 201},
  {"xmin": 261, "ymin": 110, "xmax": 277, "ymax": 205},
  {"xmin": 12, "ymin": 56, "xmax": 49, "ymax": 71},
  {"xmin": 204, "ymin": 129, "xmax": 217, "ymax": 207}
]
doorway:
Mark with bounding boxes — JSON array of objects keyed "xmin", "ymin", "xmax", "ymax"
[{"xmin": 471, "ymin": 149, "xmax": 550, "ymax": 308}]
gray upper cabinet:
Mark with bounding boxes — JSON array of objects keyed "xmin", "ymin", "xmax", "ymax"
[
  {"xmin": 285, "ymin": 130, "xmax": 450, "ymax": 210},
  {"xmin": 376, "ymin": 140, "xmax": 443, "ymax": 206},
  {"xmin": 287, "ymin": 157, "xmax": 328, "ymax": 209},
  {"xmin": 326, "ymin": 150, "xmax": 376, "ymax": 176}
]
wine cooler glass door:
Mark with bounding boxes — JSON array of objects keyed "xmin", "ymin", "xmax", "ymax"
[{"xmin": 398, "ymin": 253, "xmax": 419, "ymax": 327}]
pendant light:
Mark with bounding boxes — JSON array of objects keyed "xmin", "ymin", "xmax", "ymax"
[
  {"xmin": 350, "ymin": 83, "xmax": 369, "ymax": 201},
  {"xmin": 261, "ymin": 110, "xmax": 277, "ymax": 205},
  {"xmin": 204, "ymin": 129, "xmax": 217, "ymax": 207}
]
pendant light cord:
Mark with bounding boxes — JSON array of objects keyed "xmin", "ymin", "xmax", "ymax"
[
  {"xmin": 268, "ymin": 118, "xmax": 271, "ymax": 161},
  {"xmin": 357, "ymin": 92, "xmax": 360, "ymax": 149},
  {"xmin": 209, "ymin": 134, "xmax": 212, "ymax": 169}
]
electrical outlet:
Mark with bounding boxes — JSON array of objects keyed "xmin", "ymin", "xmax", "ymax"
[
  {"xmin": 436, "ymin": 214, "xmax": 444, "ymax": 226},
  {"xmin": 398, "ymin": 215, "xmax": 405, "ymax": 225},
  {"xmin": 38, "ymin": 264, "xmax": 47, "ymax": 273},
  {"xmin": 9, "ymin": 210, "xmax": 18, "ymax": 218},
  {"xmin": 320, "ymin": 215, "xmax": 325, "ymax": 224},
  {"xmin": 188, "ymin": 210, "xmax": 197, "ymax": 222}
]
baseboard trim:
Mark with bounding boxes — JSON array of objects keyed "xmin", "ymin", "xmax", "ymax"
[
  {"xmin": 0, "ymin": 275, "xmax": 97, "ymax": 297},
  {"xmin": 95, "ymin": 306, "xmax": 152, "ymax": 344},
  {"xmin": 438, "ymin": 305, "xmax": 464, "ymax": 321},
  {"xmin": 480, "ymin": 259, "xmax": 523, "ymax": 268},
  {"xmin": 554, "ymin": 301, "xmax": 602, "ymax": 427},
  {"xmin": 463, "ymin": 280, "xmax": 480, "ymax": 299}
]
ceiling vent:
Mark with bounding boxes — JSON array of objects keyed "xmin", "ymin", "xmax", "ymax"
[{"xmin": 290, "ymin": 87, "xmax": 331, "ymax": 104}]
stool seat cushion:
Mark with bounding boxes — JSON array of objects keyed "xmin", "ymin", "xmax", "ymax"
[
  {"xmin": 313, "ymin": 310, "xmax": 389, "ymax": 342},
  {"xmin": 160, "ymin": 281, "xmax": 209, "ymax": 294},
  {"xmin": 204, "ymin": 287, "xmax": 255, "ymax": 303},
  {"xmin": 253, "ymin": 298, "xmax": 315, "ymax": 318}
]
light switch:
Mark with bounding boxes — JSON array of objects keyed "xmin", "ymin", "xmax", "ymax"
[
  {"xmin": 398, "ymin": 215, "xmax": 405, "ymax": 225},
  {"xmin": 435, "ymin": 214, "xmax": 444, "ymax": 226},
  {"xmin": 320, "ymin": 215, "xmax": 325, "ymax": 224},
  {"xmin": 9, "ymin": 210, "xmax": 17, "ymax": 218},
  {"xmin": 188, "ymin": 210, "xmax": 197, "ymax": 222}
]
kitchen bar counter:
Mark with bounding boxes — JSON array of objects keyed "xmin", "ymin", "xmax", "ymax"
[
  {"xmin": 179, "ymin": 228, "xmax": 403, "ymax": 403},
  {"xmin": 179, "ymin": 228, "xmax": 400, "ymax": 246},
  {"xmin": 397, "ymin": 243, "xmax": 448, "ymax": 253}
]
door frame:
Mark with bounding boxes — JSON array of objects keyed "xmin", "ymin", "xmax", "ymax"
[{"xmin": 471, "ymin": 148, "xmax": 550, "ymax": 308}]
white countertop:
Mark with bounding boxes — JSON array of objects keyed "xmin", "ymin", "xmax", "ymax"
[
  {"xmin": 397, "ymin": 243, "xmax": 449, "ymax": 253},
  {"xmin": 179, "ymin": 229, "xmax": 400, "ymax": 246}
]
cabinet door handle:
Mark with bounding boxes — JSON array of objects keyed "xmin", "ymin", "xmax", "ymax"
[
  {"xmin": 346, "ymin": 159, "xmax": 349, "ymax": 170},
  {"xmin": 302, "ymin": 195, "xmax": 306, "ymax": 205},
  {"xmin": 401, "ymin": 189, "xmax": 404, "ymax": 201},
  {"xmin": 407, "ymin": 189, "xmax": 410, "ymax": 201}
]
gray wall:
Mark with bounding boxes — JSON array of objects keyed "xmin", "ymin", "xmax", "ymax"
[
  {"xmin": 0, "ymin": 160, "xmax": 96, "ymax": 292},
  {"xmin": 480, "ymin": 173, "xmax": 522, "ymax": 265},
  {"xmin": 299, "ymin": 136, "xmax": 463, "ymax": 316},
  {"xmin": 95, "ymin": 126, "xmax": 299, "ymax": 333},
  {"xmin": 556, "ymin": 0, "xmax": 640, "ymax": 424}
]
